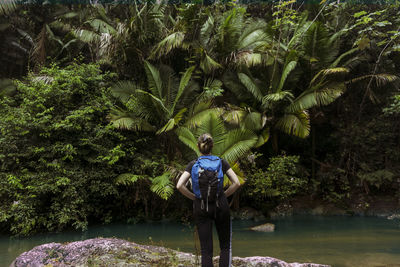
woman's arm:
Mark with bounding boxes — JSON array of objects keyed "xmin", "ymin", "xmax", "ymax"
[
  {"xmin": 176, "ymin": 171, "xmax": 196, "ymax": 200},
  {"xmin": 224, "ymin": 168, "xmax": 240, "ymax": 197}
]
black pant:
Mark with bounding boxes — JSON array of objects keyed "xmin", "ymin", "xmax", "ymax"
[{"xmin": 193, "ymin": 194, "xmax": 232, "ymax": 267}]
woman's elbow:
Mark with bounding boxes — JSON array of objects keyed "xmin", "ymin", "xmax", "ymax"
[
  {"xmin": 176, "ymin": 183, "xmax": 182, "ymax": 190},
  {"xmin": 234, "ymin": 181, "xmax": 241, "ymax": 189}
]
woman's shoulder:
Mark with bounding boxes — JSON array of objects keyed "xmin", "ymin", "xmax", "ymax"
[{"xmin": 185, "ymin": 160, "xmax": 197, "ymax": 173}]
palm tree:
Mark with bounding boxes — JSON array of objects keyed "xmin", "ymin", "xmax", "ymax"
[
  {"xmin": 0, "ymin": 0, "xmax": 17, "ymax": 15},
  {"xmin": 150, "ymin": 6, "xmax": 273, "ymax": 74},
  {"xmin": 222, "ymin": 21, "xmax": 353, "ymax": 150},
  {"xmin": 110, "ymin": 60, "xmax": 198, "ymax": 134}
]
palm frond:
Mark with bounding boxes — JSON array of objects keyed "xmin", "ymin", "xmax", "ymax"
[
  {"xmin": 222, "ymin": 71, "xmax": 253, "ymax": 102},
  {"xmin": 144, "ymin": 60, "xmax": 163, "ymax": 99},
  {"xmin": 185, "ymin": 102, "xmax": 222, "ymax": 129},
  {"xmin": 218, "ymin": 129, "xmax": 258, "ymax": 163},
  {"xmin": 150, "ymin": 31, "xmax": 186, "ymax": 59},
  {"xmin": 157, "ymin": 118, "xmax": 175, "ymax": 135},
  {"xmin": 275, "ymin": 111, "xmax": 310, "ymax": 138},
  {"xmin": 88, "ymin": 18, "xmax": 116, "ymax": 34},
  {"xmin": 238, "ymin": 73, "xmax": 263, "ymax": 102},
  {"xmin": 200, "ymin": 15, "xmax": 215, "ymax": 47},
  {"xmin": 218, "ymin": 8, "xmax": 244, "ymax": 54},
  {"xmin": 302, "ymin": 22, "xmax": 337, "ymax": 67},
  {"xmin": 156, "ymin": 108, "xmax": 187, "ymax": 135},
  {"xmin": 349, "ymin": 74, "xmax": 399, "ymax": 87},
  {"xmin": 255, "ymin": 127, "xmax": 270, "ymax": 148},
  {"xmin": 310, "ymin": 68, "xmax": 349, "ymax": 85},
  {"xmin": 262, "ymin": 91, "xmax": 294, "ymax": 109},
  {"xmin": 237, "ymin": 21, "xmax": 270, "ymax": 50},
  {"xmin": 287, "ymin": 13, "xmax": 311, "ymax": 49},
  {"xmin": 277, "ymin": 60, "xmax": 297, "ymax": 92},
  {"xmin": 150, "ymin": 171, "xmax": 174, "ymax": 200},
  {"xmin": 0, "ymin": 0, "xmax": 17, "ymax": 15},
  {"xmin": 111, "ymin": 81, "xmax": 142, "ymax": 103},
  {"xmin": 222, "ymin": 106, "xmax": 246, "ymax": 126},
  {"xmin": 200, "ymin": 53, "xmax": 222, "ymax": 74},
  {"xmin": 176, "ymin": 126, "xmax": 200, "ymax": 156},
  {"xmin": 171, "ymin": 66, "xmax": 195, "ymax": 113},
  {"xmin": 73, "ymin": 29, "xmax": 100, "ymax": 43},
  {"xmin": 235, "ymin": 52, "xmax": 272, "ymax": 67},
  {"xmin": 136, "ymin": 89, "xmax": 170, "ymax": 115},
  {"xmin": 330, "ymin": 48, "xmax": 358, "ymax": 68},
  {"xmin": 287, "ymin": 85, "xmax": 344, "ymax": 113},
  {"xmin": 197, "ymin": 112, "xmax": 226, "ymax": 149},
  {"xmin": 243, "ymin": 112, "xmax": 264, "ymax": 131},
  {"xmin": 108, "ymin": 112, "xmax": 155, "ymax": 132}
]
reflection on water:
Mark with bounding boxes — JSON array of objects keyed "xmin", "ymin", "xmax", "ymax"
[{"xmin": 1, "ymin": 216, "xmax": 400, "ymax": 267}]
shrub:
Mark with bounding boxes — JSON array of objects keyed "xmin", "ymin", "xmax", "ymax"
[
  {"xmin": 0, "ymin": 62, "xmax": 126, "ymax": 235},
  {"xmin": 244, "ymin": 154, "xmax": 307, "ymax": 204}
]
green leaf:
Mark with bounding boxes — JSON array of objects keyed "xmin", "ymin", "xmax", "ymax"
[
  {"xmin": 172, "ymin": 66, "xmax": 195, "ymax": 113},
  {"xmin": 150, "ymin": 172, "xmax": 174, "ymax": 200},
  {"xmin": 136, "ymin": 89, "xmax": 169, "ymax": 115},
  {"xmin": 219, "ymin": 129, "xmax": 258, "ymax": 163},
  {"xmin": 144, "ymin": 61, "xmax": 163, "ymax": 99},
  {"xmin": 200, "ymin": 16, "xmax": 214, "ymax": 47},
  {"xmin": 73, "ymin": 29, "xmax": 100, "ymax": 43},
  {"xmin": 238, "ymin": 73, "xmax": 263, "ymax": 102},
  {"xmin": 275, "ymin": 111, "xmax": 310, "ymax": 138},
  {"xmin": 354, "ymin": 11, "xmax": 367, "ymax": 18},
  {"xmin": 111, "ymin": 81, "xmax": 142, "ymax": 103},
  {"xmin": 277, "ymin": 61, "xmax": 297, "ymax": 92},
  {"xmin": 176, "ymin": 127, "xmax": 200, "ymax": 156},
  {"xmin": 157, "ymin": 118, "xmax": 175, "ymax": 135},
  {"xmin": 115, "ymin": 173, "xmax": 145, "ymax": 186},
  {"xmin": 150, "ymin": 32, "xmax": 186, "ymax": 59},
  {"xmin": 200, "ymin": 53, "xmax": 222, "ymax": 74}
]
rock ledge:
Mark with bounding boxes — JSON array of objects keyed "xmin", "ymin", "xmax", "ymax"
[{"xmin": 11, "ymin": 237, "xmax": 330, "ymax": 267}]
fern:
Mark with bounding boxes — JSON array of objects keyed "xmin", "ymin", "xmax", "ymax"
[
  {"xmin": 115, "ymin": 173, "xmax": 145, "ymax": 186},
  {"xmin": 150, "ymin": 172, "xmax": 174, "ymax": 200}
]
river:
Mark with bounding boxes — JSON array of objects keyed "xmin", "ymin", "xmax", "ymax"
[{"xmin": 1, "ymin": 215, "xmax": 400, "ymax": 267}]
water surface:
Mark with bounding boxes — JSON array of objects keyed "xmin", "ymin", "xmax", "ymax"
[{"xmin": 2, "ymin": 216, "xmax": 400, "ymax": 267}]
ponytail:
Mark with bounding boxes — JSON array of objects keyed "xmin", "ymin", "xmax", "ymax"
[{"xmin": 198, "ymin": 133, "xmax": 213, "ymax": 155}]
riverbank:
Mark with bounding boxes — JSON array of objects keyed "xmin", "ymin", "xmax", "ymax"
[
  {"xmin": 256, "ymin": 195, "xmax": 400, "ymax": 219},
  {"xmin": 3, "ymin": 216, "xmax": 400, "ymax": 267},
  {"xmin": 11, "ymin": 237, "xmax": 330, "ymax": 267}
]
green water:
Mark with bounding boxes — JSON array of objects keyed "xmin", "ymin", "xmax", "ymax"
[{"xmin": 1, "ymin": 216, "xmax": 400, "ymax": 267}]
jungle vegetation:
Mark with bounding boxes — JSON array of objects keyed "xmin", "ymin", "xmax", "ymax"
[{"xmin": 0, "ymin": 0, "xmax": 400, "ymax": 235}]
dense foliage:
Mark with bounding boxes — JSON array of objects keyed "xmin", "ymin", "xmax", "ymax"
[{"xmin": 1, "ymin": 0, "xmax": 399, "ymax": 235}]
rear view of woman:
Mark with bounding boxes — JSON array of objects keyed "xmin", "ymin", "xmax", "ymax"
[{"xmin": 176, "ymin": 133, "xmax": 240, "ymax": 267}]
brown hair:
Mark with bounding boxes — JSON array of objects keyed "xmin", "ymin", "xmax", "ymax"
[{"xmin": 198, "ymin": 133, "xmax": 213, "ymax": 155}]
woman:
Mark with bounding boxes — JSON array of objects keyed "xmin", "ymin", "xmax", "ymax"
[{"xmin": 176, "ymin": 133, "xmax": 240, "ymax": 267}]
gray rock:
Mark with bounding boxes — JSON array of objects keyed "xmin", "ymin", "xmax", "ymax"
[
  {"xmin": 250, "ymin": 223, "xmax": 275, "ymax": 232},
  {"xmin": 387, "ymin": 213, "xmax": 400, "ymax": 220},
  {"xmin": 11, "ymin": 237, "xmax": 330, "ymax": 267}
]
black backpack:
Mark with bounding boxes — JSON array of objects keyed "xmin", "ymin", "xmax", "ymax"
[{"xmin": 191, "ymin": 155, "xmax": 224, "ymax": 210}]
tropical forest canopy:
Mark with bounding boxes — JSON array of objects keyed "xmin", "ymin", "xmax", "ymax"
[{"xmin": 0, "ymin": 0, "xmax": 399, "ymax": 235}]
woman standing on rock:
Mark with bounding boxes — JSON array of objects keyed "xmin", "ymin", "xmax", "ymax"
[{"xmin": 176, "ymin": 133, "xmax": 240, "ymax": 267}]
